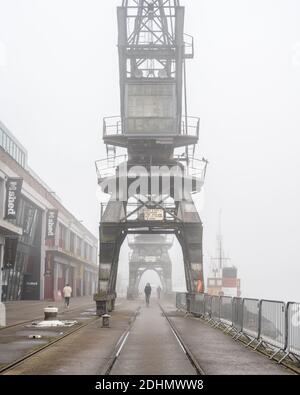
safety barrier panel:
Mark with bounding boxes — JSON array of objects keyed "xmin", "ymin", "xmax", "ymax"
[
  {"xmin": 188, "ymin": 293, "xmax": 195, "ymax": 314},
  {"xmin": 242, "ymin": 298, "xmax": 260, "ymax": 340},
  {"xmin": 232, "ymin": 297, "xmax": 243, "ymax": 333},
  {"xmin": 286, "ymin": 302, "xmax": 300, "ymax": 359},
  {"xmin": 204, "ymin": 294, "xmax": 212, "ymax": 318},
  {"xmin": 190, "ymin": 293, "xmax": 205, "ymax": 316},
  {"xmin": 211, "ymin": 296, "xmax": 220, "ymax": 322},
  {"xmin": 176, "ymin": 293, "xmax": 188, "ymax": 311},
  {"xmin": 260, "ymin": 300, "xmax": 286, "ymax": 350},
  {"xmin": 220, "ymin": 296, "xmax": 233, "ymax": 327}
]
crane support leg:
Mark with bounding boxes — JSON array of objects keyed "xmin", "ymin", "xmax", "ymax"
[
  {"xmin": 176, "ymin": 198, "xmax": 204, "ymax": 309},
  {"xmin": 94, "ymin": 200, "xmax": 126, "ymax": 315}
]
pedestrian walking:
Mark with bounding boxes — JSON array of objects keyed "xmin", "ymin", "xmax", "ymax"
[
  {"xmin": 144, "ymin": 283, "xmax": 152, "ymax": 307},
  {"xmin": 63, "ymin": 284, "xmax": 72, "ymax": 308}
]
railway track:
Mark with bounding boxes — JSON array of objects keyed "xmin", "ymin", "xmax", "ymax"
[
  {"xmin": 103, "ymin": 304, "xmax": 206, "ymax": 376},
  {"xmin": 159, "ymin": 304, "xmax": 205, "ymax": 375},
  {"xmin": 101, "ymin": 306, "xmax": 141, "ymax": 375},
  {"xmin": 0, "ymin": 302, "xmax": 141, "ymax": 375},
  {"xmin": 0, "ymin": 302, "xmax": 95, "ymax": 332},
  {"xmin": 0, "ymin": 314, "xmax": 100, "ymax": 375}
]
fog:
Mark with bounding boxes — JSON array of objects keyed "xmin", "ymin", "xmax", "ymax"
[{"xmin": 0, "ymin": 0, "xmax": 299, "ymax": 302}]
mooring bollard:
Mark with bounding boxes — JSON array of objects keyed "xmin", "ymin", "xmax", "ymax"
[
  {"xmin": 102, "ymin": 314, "xmax": 111, "ymax": 328},
  {"xmin": 44, "ymin": 307, "xmax": 58, "ymax": 321}
]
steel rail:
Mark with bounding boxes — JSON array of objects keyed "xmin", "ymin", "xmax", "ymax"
[
  {"xmin": 102, "ymin": 302, "xmax": 205, "ymax": 376},
  {"xmin": 0, "ymin": 315, "xmax": 100, "ymax": 374},
  {"xmin": 0, "ymin": 302, "xmax": 95, "ymax": 332},
  {"xmin": 159, "ymin": 304, "xmax": 206, "ymax": 375}
]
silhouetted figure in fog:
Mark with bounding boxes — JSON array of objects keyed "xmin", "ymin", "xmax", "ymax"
[
  {"xmin": 157, "ymin": 286, "xmax": 162, "ymax": 300},
  {"xmin": 144, "ymin": 283, "xmax": 152, "ymax": 307}
]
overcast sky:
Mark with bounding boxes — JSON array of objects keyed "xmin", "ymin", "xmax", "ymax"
[{"xmin": 0, "ymin": 0, "xmax": 299, "ymax": 302}]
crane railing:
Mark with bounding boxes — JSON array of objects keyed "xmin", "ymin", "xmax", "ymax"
[{"xmin": 103, "ymin": 116, "xmax": 200, "ymax": 138}]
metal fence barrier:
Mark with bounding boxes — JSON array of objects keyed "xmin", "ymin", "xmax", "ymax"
[
  {"xmin": 242, "ymin": 298, "xmax": 260, "ymax": 342},
  {"xmin": 189, "ymin": 293, "xmax": 195, "ymax": 314},
  {"xmin": 190, "ymin": 293, "xmax": 205, "ymax": 316},
  {"xmin": 260, "ymin": 300, "xmax": 286, "ymax": 351},
  {"xmin": 211, "ymin": 296, "xmax": 220, "ymax": 323},
  {"xmin": 176, "ymin": 293, "xmax": 188, "ymax": 311},
  {"xmin": 220, "ymin": 296, "xmax": 233, "ymax": 327},
  {"xmin": 232, "ymin": 297, "xmax": 243, "ymax": 334},
  {"xmin": 175, "ymin": 292, "xmax": 300, "ymax": 363},
  {"xmin": 204, "ymin": 294, "xmax": 212, "ymax": 318},
  {"xmin": 284, "ymin": 302, "xmax": 300, "ymax": 361}
]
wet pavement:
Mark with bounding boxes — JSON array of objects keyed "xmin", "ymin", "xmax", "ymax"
[
  {"xmin": 110, "ymin": 302, "xmax": 196, "ymax": 375},
  {"xmin": 0, "ymin": 297, "xmax": 295, "ymax": 375},
  {"xmin": 2, "ymin": 300, "xmax": 141, "ymax": 375},
  {"xmin": 0, "ymin": 302, "xmax": 96, "ymax": 368},
  {"xmin": 3, "ymin": 296, "xmax": 95, "ymax": 326},
  {"xmin": 167, "ymin": 312, "xmax": 292, "ymax": 375}
]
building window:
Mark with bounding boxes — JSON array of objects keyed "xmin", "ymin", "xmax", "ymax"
[
  {"xmin": 84, "ymin": 242, "xmax": 88, "ymax": 260},
  {"xmin": 70, "ymin": 232, "xmax": 75, "ymax": 254},
  {"xmin": 92, "ymin": 246, "xmax": 97, "ymax": 264},
  {"xmin": 59, "ymin": 223, "xmax": 67, "ymax": 250},
  {"xmin": 76, "ymin": 237, "xmax": 82, "ymax": 257}
]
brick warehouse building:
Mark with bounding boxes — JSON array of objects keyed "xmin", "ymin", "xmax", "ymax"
[{"xmin": 0, "ymin": 121, "xmax": 98, "ymax": 301}]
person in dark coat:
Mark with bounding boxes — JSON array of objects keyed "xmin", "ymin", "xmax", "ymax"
[{"xmin": 144, "ymin": 283, "xmax": 152, "ymax": 307}]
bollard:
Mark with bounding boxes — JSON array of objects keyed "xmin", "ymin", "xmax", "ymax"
[
  {"xmin": 102, "ymin": 314, "xmax": 111, "ymax": 328},
  {"xmin": 44, "ymin": 307, "xmax": 58, "ymax": 321}
]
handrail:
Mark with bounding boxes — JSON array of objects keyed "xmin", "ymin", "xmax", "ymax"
[
  {"xmin": 95, "ymin": 155, "xmax": 208, "ymax": 185},
  {"xmin": 102, "ymin": 116, "xmax": 200, "ymax": 138}
]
